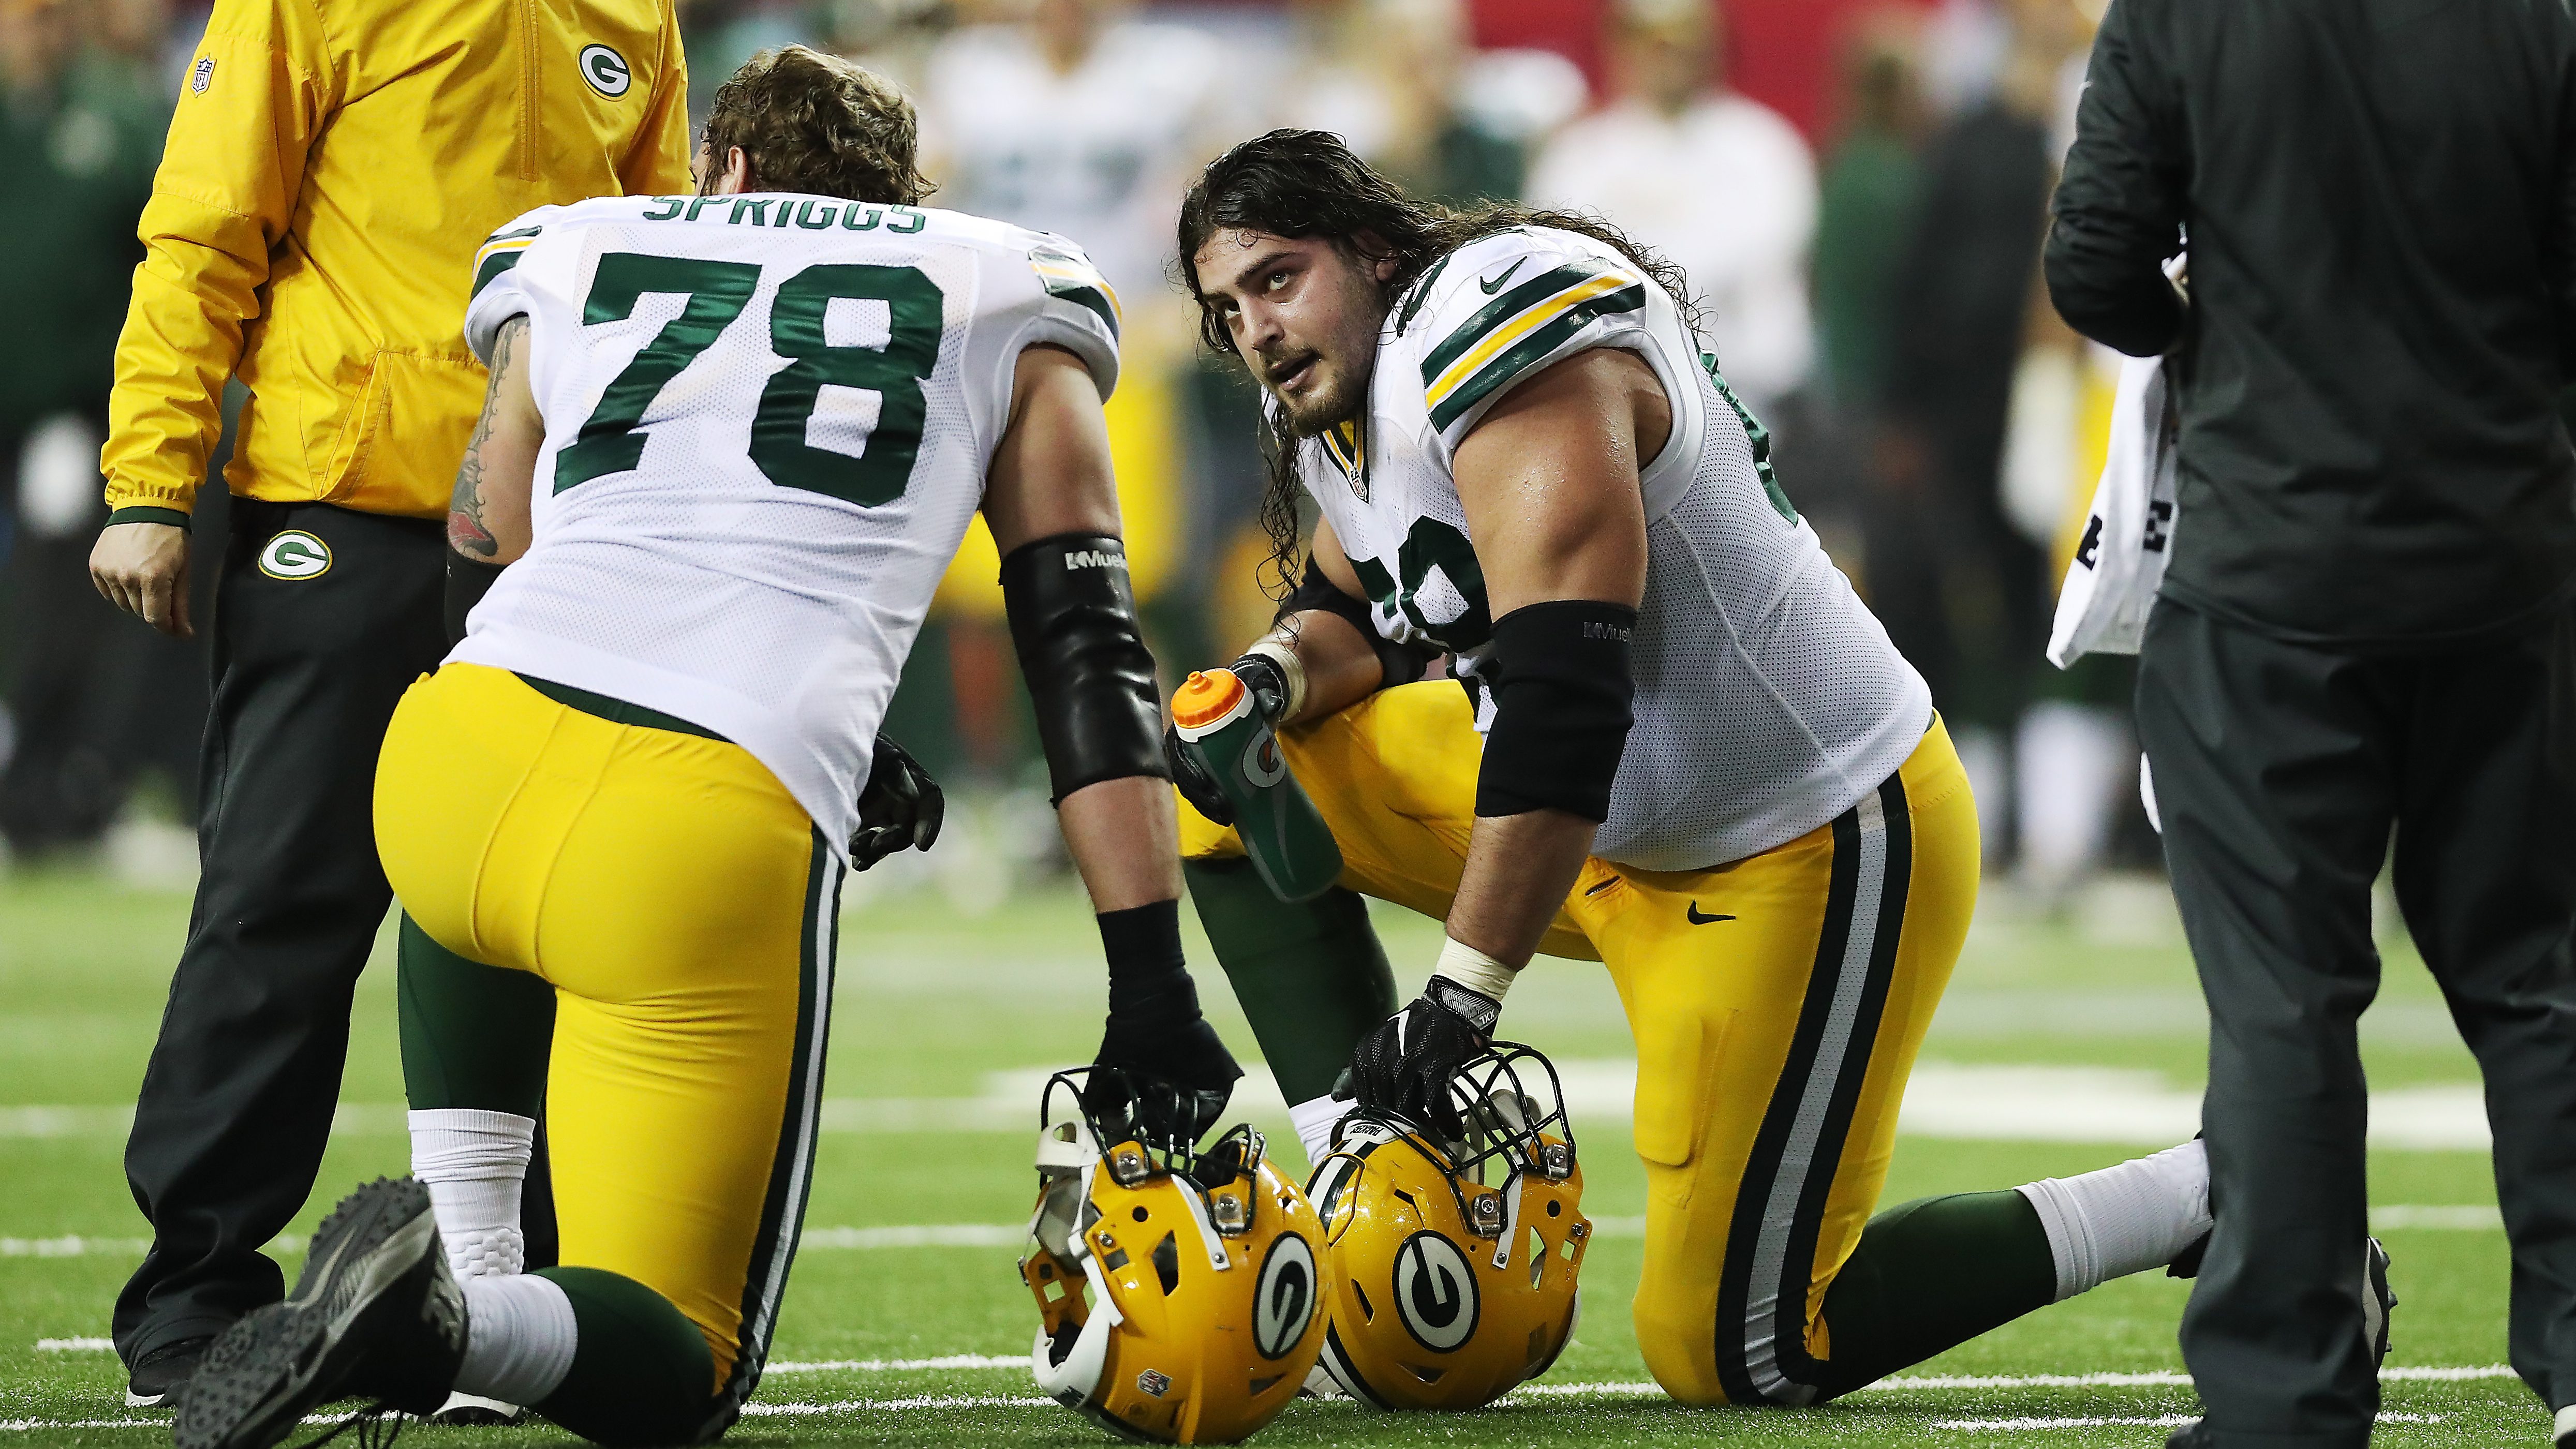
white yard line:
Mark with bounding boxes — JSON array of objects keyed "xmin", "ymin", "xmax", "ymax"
[
  {"xmin": 738, "ymin": 1396, "xmax": 1050, "ymax": 1414},
  {"xmin": 60, "ymin": 1211, "xmax": 2511, "ymax": 1261},
  {"xmin": 767, "ymin": 1354, "xmax": 1023, "ymax": 1373},
  {"xmin": 32, "ymin": 1338, "xmax": 112, "ymax": 1352},
  {"xmin": 1937, "ymin": 1413, "xmax": 2440, "ymax": 1431},
  {"xmin": 10, "ymin": 1201, "xmax": 2496, "ymax": 1261},
  {"xmin": 0, "ymin": 1366, "xmax": 2517, "ymax": 1435},
  {"xmin": 5, "ymin": 1234, "xmax": 301, "ymax": 1260},
  {"xmin": 0, "ymin": 1063, "xmax": 2503, "ymax": 1147}
]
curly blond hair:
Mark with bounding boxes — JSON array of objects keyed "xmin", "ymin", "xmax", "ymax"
[{"xmin": 701, "ymin": 45, "xmax": 932, "ymax": 205}]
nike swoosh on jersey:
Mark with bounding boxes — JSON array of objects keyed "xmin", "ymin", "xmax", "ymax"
[
  {"xmin": 1685, "ymin": 902, "xmax": 1735, "ymax": 924},
  {"xmin": 1477, "ymin": 258, "xmax": 1527, "ymax": 294}
]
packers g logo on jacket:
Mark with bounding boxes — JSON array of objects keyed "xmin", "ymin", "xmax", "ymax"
[
  {"xmin": 579, "ymin": 43, "xmax": 631, "ymax": 98},
  {"xmin": 1019, "ymin": 1067, "xmax": 1329, "ymax": 1444},
  {"xmin": 1308, "ymin": 1045, "xmax": 1590, "ymax": 1411}
]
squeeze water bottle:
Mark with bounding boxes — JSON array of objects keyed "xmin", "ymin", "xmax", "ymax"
[{"xmin": 1171, "ymin": 669, "xmax": 1344, "ymax": 903}]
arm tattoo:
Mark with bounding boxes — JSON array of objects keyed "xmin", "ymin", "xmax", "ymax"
[{"xmin": 448, "ymin": 317, "xmax": 529, "ymax": 558}]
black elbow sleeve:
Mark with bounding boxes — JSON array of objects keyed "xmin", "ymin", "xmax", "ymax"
[
  {"xmin": 1000, "ymin": 532, "xmax": 1171, "ymax": 803},
  {"xmin": 1280, "ymin": 555, "xmax": 1441, "ymax": 691},
  {"xmin": 445, "ymin": 552, "xmax": 506, "ymax": 645},
  {"xmin": 1473, "ymin": 600, "xmax": 1637, "ymax": 823}
]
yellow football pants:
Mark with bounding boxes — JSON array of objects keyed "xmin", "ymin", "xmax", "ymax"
[
  {"xmin": 375, "ymin": 663, "xmax": 837, "ymax": 1411},
  {"xmin": 1178, "ymin": 682, "xmax": 1979, "ymax": 1406}
]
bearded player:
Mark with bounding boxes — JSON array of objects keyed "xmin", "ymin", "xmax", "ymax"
[
  {"xmin": 1167, "ymin": 132, "xmax": 2371, "ymax": 1409},
  {"xmin": 173, "ymin": 48, "xmax": 1239, "ymax": 1449}
]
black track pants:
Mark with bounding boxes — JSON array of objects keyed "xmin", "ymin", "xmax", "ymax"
[
  {"xmin": 2136, "ymin": 597, "xmax": 2576, "ymax": 1446},
  {"xmin": 113, "ymin": 500, "xmax": 448, "ymax": 1362}
]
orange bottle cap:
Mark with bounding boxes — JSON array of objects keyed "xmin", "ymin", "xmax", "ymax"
[{"xmin": 1171, "ymin": 669, "xmax": 1249, "ymax": 732}]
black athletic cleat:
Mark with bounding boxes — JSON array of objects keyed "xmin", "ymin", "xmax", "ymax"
[
  {"xmin": 2362, "ymin": 1236, "xmax": 2396, "ymax": 1367},
  {"xmin": 125, "ymin": 1334, "xmax": 214, "ymax": 1408},
  {"xmin": 2164, "ymin": 1239, "xmax": 2398, "ymax": 1449},
  {"xmin": 173, "ymin": 1178, "xmax": 466, "ymax": 1449}
]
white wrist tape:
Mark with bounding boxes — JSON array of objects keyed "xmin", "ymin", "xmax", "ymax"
[
  {"xmin": 1432, "ymin": 937, "xmax": 1517, "ymax": 1004},
  {"xmin": 1239, "ymin": 635, "xmax": 1309, "ymax": 722}
]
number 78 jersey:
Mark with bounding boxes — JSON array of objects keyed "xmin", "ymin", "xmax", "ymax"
[{"xmin": 458, "ymin": 193, "xmax": 1121, "ymax": 859}]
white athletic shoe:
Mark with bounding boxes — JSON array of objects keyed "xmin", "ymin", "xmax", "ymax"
[{"xmin": 428, "ymin": 1390, "xmax": 531, "ymax": 1426}]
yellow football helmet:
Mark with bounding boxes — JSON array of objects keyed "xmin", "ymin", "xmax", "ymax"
[
  {"xmin": 1019, "ymin": 1068, "xmax": 1330, "ymax": 1444},
  {"xmin": 1305, "ymin": 1044, "xmax": 1590, "ymax": 1410}
]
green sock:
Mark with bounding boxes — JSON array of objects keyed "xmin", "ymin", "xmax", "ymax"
[
  {"xmin": 533, "ymin": 1266, "xmax": 717, "ymax": 1447},
  {"xmin": 398, "ymin": 915, "xmax": 555, "ymax": 1117},
  {"xmin": 1184, "ymin": 858, "xmax": 1397, "ymax": 1105},
  {"xmin": 1810, "ymin": 1189, "xmax": 2059, "ymax": 1398}
]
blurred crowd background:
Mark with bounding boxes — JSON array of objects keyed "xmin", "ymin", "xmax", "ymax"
[{"xmin": 0, "ymin": 0, "xmax": 2157, "ymax": 900}]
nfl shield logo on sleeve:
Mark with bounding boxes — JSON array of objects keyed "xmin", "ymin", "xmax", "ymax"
[{"xmin": 189, "ymin": 57, "xmax": 215, "ymax": 95}]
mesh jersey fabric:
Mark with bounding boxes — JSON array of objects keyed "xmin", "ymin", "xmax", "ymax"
[
  {"xmin": 455, "ymin": 193, "xmax": 1121, "ymax": 859},
  {"xmin": 1300, "ymin": 225, "xmax": 1930, "ymax": 872}
]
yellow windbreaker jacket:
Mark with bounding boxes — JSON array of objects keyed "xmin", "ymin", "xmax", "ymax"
[{"xmin": 102, "ymin": 0, "xmax": 690, "ymax": 523}]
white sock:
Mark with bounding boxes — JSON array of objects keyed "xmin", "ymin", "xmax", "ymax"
[
  {"xmin": 2017, "ymin": 1138, "xmax": 2210, "ymax": 1301},
  {"xmin": 1290, "ymin": 1094, "xmax": 1357, "ymax": 1171},
  {"xmin": 410, "ymin": 1109, "xmax": 535, "ymax": 1278},
  {"xmin": 457, "ymin": 1272, "xmax": 578, "ymax": 1406}
]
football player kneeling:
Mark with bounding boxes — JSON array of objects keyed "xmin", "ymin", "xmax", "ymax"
[
  {"xmin": 1305, "ymin": 1044, "xmax": 1590, "ymax": 1410},
  {"xmin": 1020, "ymin": 1067, "xmax": 1329, "ymax": 1443}
]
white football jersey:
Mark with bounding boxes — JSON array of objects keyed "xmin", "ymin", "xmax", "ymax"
[
  {"xmin": 1301, "ymin": 226, "xmax": 1930, "ymax": 872},
  {"xmin": 457, "ymin": 193, "xmax": 1121, "ymax": 859}
]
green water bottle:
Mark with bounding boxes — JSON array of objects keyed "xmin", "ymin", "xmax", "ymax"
[{"xmin": 1172, "ymin": 668, "xmax": 1344, "ymax": 903}]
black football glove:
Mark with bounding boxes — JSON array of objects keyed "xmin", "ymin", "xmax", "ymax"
[
  {"xmin": 1164, "ymin": 723, "xmax": 1234, "ymax": 827},
  {"xmin": 850, "ymin": 733, "xmax": 944, "ymax": 871},
  {"xmin": 1161, "ymin": 651, "xmax": 1292, "ymax": 829},
  {"xmin": 1228, "ymin": 651, "xmax": 1293, "ymax": 722},
  {"xmin": 1335, "ymin": 977, "xmax": 1499, "ymax": 1142},
  {"xmin": 1092, "ymin": 1010, "xmax": 1242, "ymax": 1149}
]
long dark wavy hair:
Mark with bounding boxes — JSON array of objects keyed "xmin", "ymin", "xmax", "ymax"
[{"xmin": 1176, "ymin": 129, "xmax": 1699, "ymax": 603}]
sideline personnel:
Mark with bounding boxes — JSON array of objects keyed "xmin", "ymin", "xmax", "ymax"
[
  {"xmin": 2048, "ymin": 3, "xmax": 2576, "ymax": 1445},
  {"xmin": 88, "ymin": 0, "xmax": 689, "ymax": 1406}
]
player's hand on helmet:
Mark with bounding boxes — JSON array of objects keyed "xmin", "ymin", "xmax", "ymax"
[
  {"xmin": 1162, "ymin": 650, "xmax": 1294, "ymax": 829},
  {"xmin": 850, "ymin": 733, "xmax": 944, "ymax": 871},
  {"xmin": 1337, "ymin": 977, "xmax": 1500, "ymax": 1142},
  {"xmin": 1093, "ymin": 998, "xmax": 1243, "ymax": 1148}
]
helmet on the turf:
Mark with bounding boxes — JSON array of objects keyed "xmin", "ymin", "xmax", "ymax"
[
  {"xmin": 1306, "ymin": 1043, "xmax": 1590, "ymax": 1410},
  {"xmin": 1019, "ymin": 1067, "xmax": 1329, "ymax": 1444}
]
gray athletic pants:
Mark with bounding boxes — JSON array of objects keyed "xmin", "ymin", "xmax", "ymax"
[{"xmin": 2135, "ymin": 596, "xmax": 2576, "ymax": 1446}]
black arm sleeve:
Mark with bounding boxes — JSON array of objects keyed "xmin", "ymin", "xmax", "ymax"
[
  {"xmin": 2557, "ymin": 43, "xmax": 2576, "ymax": 377},
  {"xmin": 1278, "ymin": 555, "xmax": 1441, "ymax": 692},
  {"xmin": 1000, "ymin": 532, "xmax": 1171, "ymax": 804},
  {"xmin": 445, "ymin": 552, "xmax": 505, "ymax": 645},
  {"xmin": 1473, "ymin": 600, "xmax": 1637, "ymax": 823},
  {"xmin": 2045, "ymin": 0, "xmax": 2189, "ymax": 357}
]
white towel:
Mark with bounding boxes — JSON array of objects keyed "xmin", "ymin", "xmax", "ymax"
[{"xmin": 2048, "ymin": 350, "xmax": 2180, "ymax": 666}]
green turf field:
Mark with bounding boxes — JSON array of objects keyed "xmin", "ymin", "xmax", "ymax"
[{"xmin": 0, "ymin": 859, "xmax": 2534, "ymax": 1446}]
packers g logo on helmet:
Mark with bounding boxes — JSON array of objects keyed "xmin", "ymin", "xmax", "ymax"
[
  {"xmin": 1018, "ymin": 1067, "xmax": 1329, "ymax": 1444},
  {"xmin": 1307, "ymin": 1044, "xmax": 1590, "ymax": 1411},
  {"xmin": 1391, "ymin": 1232, "xmax": 1478, "ymax": 1351}
]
